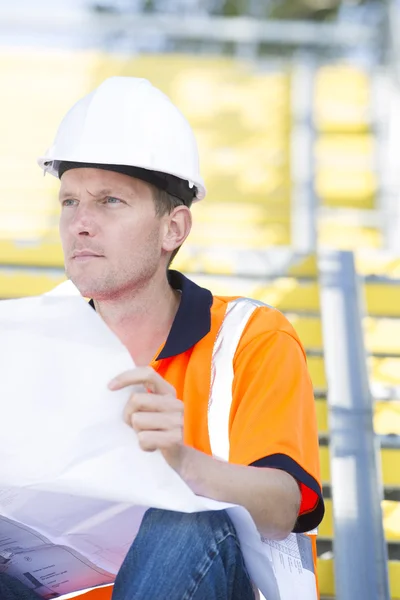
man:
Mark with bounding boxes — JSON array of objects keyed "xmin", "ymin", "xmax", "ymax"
[{"xmin": 1, "ymin": 77, "xmax": 324, "ymax": 600}]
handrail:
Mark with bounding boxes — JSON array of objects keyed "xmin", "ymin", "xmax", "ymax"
[{"xmin": 318, "ymin": 250, "xmax": 390, "ymax": 600}]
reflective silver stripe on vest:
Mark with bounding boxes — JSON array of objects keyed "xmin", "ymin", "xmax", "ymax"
[
  {"xmin": 208, "ymin": 297, "xmax": 266, "ymax": 461},
  {"xmin": 207, "ymin": 297, "xmax": 318, "ymax": 539}
]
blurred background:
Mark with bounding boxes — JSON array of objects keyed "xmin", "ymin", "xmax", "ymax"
[{"xmin": 1, "ymin": 1, "xmax": 400, "ymax": 598}]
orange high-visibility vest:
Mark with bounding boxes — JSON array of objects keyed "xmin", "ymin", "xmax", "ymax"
[{"xmin": 66, "ymin": 273, "xmax": 324, "ymax": 599}]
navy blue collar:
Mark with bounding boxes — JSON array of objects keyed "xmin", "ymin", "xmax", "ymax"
[
  {"xmin": 89, "ymin": 270, "xmax": 213, "ymax": 360},
  {"xmin": 159, "ymin": 270, "xmax": 213, "ymax": 359}
]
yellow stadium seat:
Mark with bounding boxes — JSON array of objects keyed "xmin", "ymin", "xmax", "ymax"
[
  {"xmin": 315, "ymin": 398, "xmax": 400, "ymax": 437},
  {"xmin": 307, "ymin": 355, "xmax": 400, "ymax": 393},
  {"xmin": 315, "ymin": 133, "xmax": 376, "ymax": 207},
  {"xmin": 192, "ymin": 203, "xmax": 281, "ymax": 226},
  {"xmin": 285, "ymin": 315, "xmax": 323, "ymax": 350},
  {"xmin": 0, "ymin": 268, "xmax": 65, "ymax": 298},
  {"xmin": 255, "ymin": 280, "xmax": 320, "ymax": 312},
  {"xmin": 371, "ymin": 356, "xmax": 400, "ymax": 389},
  {"xmin": 0, "ymin": 240, "xmax": 64, "ymax": 268},
  {"xmin": 355, "ymin": 252, "xmax": 400, "ymax": 279},
  {"xmin": 319, "ymin": 446, "xmax": 400, "ymax": 488},
  {"xmin": 189, "ymin": 223, "xmax": 290, "ymax": 247},
  {"xmin": 364, "ymin": 318, "xmax": 400, "ymax": 354},
  {"xmin": 318, "ymin": 558, "xmax": 400, "ymax": 599},
  {"xmin": 314, "ymin": 65, "xmax": 371, "ymax": 133},
  {"xmin": 315, "ymin": 398, "xmax": 329, "ymax": 435},
  {"xmin": 315, "ymin": 169, "xmax": 377, "ymax": 206},
  {"xmin": 315, "ymin": 134, "xmax": 375, "ymax": 165},
  {"xmin": 319, "ymin": 222, "xmax": 382, "ymax": 249},
  {"xmin": 374, "ymin": 400, "xmax": 400, "ymax": 435},
  {"xmin": 308, "ymin": 356, "xmax": 326, "ymax": 391},
  {"xmin": 365, "ymin": 284, "xmax": 400, "ymax": 317},
  {"xmin": 317, "ymin": 499, "xmax": 400, "ymax": 543},
  {"xmin": 286, "ymin": 316, "xmax": 400, "ymax": 356}
]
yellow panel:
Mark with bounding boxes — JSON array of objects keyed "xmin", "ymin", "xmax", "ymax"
[
  {"xmin": 286, "ymin": 315, "xmax": 323, "ymax": 350},
  {"xmin": 381, "ymin": 449, "xmax": 400, "ymax": 487},
  {"xmin": 374, "ymin": 401, "xmax": 400, "ymax": 436},
  {"xmin": 356, "ymin": 252, "xmax": 400, "ymax": 279},
  {"xmin": 315, "ymin": 398, "xmax": 400, "ymax": 437},
  {"xmin": 315, "ymin": 133, "xmax": 375, "ymax": 162},
  {"xmin": 319, "ymin": 498, "xmax": 334, "ymax": 539},
  {"xmin": 190, "ymin": 274, "xmax": 259, "ymax": 298},
  {"xmin": 316, "ymin": 398, "xmax": 328, "ymax": 435},
  {"xmin": 317, "ymin": 557, "xmax": 335, "ymax": 597},
  {"xmin": 319, "ymin": 222, "xmax": 382, "ymax": 249},
  {"xmin": 306, "ymin": 356, "xmax": 326, "ymax": 391},
  {"xmin": 314, "ymin": 65, "xmax": 371, "ymax": 134},
  {"xmin": 321, "ymin": 446, "xmax": 400, "ymax": 488},
  {"xmin": 319, "ymin": 446, "xmax": 331, "ymax": 484},
  {"xmin": 383, "ymin": 500, "xmax": 400, "ymax": 542},
  {"xmin": 316, "ymin": 169, "xmax": 377, "ymax": 205},
  {"xmin": 0, "ymin": 270, "xmax": 65, "ymax": 298},
  {"xmin": 0, "ymin": 240, "xmax": 64, "ymax": 267},
  {"xmin": 193, "ymin": 203, "xmax": 269, "ymax": 225},
  {"xmin": 390, "ymin": 561, "xmax": 400, "ymax": 599},
  {"xmin": 371, "ymin": 357, "xmax": 400, "ymax": 388},
  {"xmin": 287, "ymin": 254, "xmax": 318, "ymax": 278},
  {"xmin": 176, "ymin": 250, "xmax": 236, "ymax": 276},
  {"xmin": 320, "ymin": 446, "xmax": 400, "ymax": 487},
  {"xmin": 178, "ymin": 252, "xmax": 318, "ymax": 278},
  {"xmin": 365, "ymin": 284, "xmax": 400, "ymax": 317},
  {"xmin": 318, "ymin": 558, "xmax": 400, "ymax": 598},
  {"xmin": 365, "ymin": 318, "xmax": 400, "ymax": 355},
  {"xmin": 255, "ymin": 280, "xmax": 320, "ymax": 312},
  {"xmin": 320, "ymin": 499, "xmax": 400, "ymax": 542},
  {"xmin": 189, "ymin": 223, "xmax": 290, "ymax": 247}
]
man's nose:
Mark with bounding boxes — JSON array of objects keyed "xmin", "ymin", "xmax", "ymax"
[{"xmin": 69, "ymin": 204, "xmax": 99, "ymax": 237}]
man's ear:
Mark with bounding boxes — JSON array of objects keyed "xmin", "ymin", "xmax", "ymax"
[{"xmin": 162, "ymin": 206, "xmax": 192, "ymax": 253}]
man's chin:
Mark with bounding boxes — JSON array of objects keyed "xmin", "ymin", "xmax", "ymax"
[{"xmin": 67, "ymin": 276, "xmax": 103, "ymax": 300}]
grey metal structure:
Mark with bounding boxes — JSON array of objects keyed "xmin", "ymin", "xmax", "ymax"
[
  {"xmin": 291, "ymin": 51, "xmax": 317, "ymax": 253},
  {"xmin": 0, "ymin": 6, "xmax": 379, "ymax": 50},
  {"xmin": 382, "ymin": 0, "xmax": 400, "ymax": 253},
  {"xmin": 318, "ymin": 250, "xmax": 390, "ymax": 600}
]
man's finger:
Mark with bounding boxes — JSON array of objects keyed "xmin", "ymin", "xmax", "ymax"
[
  {"xmin": 128, "ymin": 410, "xmax": 183, "ymax": 432},
  {"xmin": 124, "ymin": 393, "xmax": 182, "ymax": 416},
  {"xmin": 108, "ymin": 367, "xmax": 176, "ymax": 395},
  {"xmin": 137, "ymin": 429, "xmax": 183, "ymax": 452}
]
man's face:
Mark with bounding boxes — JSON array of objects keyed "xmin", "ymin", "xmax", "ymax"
[{"xmin": 59, "ymin": 168, "xmax": 167, "ymax": 300}]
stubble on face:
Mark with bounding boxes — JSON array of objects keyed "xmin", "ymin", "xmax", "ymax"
[{"xmin": 59, "ymin": 168, "xmax": 167, "ymax": 301}]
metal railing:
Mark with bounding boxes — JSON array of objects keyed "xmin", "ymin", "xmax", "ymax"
[
  {"xmin": 318, "ymin": 250, "xmax": 390, "ymax": 600},
  {"xmin": 0, "ymin": 6, "xmax": 379, "ymax": 50}
]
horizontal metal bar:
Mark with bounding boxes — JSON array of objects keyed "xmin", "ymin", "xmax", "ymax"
[{"xmin": 0, "ymin": 8, "xmax": 378, "ymax": 48}]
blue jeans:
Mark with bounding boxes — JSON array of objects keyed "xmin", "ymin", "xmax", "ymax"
[
  {"xmin": 0, "ymin": 509, "xmax": 255, "ymax": 600},
  {"xmin": 112, "ymin": 508, "xmax": 256, "ymax": 600}
]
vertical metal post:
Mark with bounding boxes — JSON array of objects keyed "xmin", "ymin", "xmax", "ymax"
[
  {"xmin": 318, "ymin": 250, "xmax": 390, "ymax": 600},
  {"xmin": 290, "ymin": 51, "xmax": 317, "ymax": 253}
]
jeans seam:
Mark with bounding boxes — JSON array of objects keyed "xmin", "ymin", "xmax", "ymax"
[{"xmin": 182, "ymin": 531, "xmax": 240, "ymax": 600}]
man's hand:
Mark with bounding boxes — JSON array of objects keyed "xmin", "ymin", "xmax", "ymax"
[
  {"xmin": 108, "ymin": 367, "xmax": 186, "ymax": 472},
  {"xmin": 108, "ymin": 368, "xmax": 302, "ymax": 540}
]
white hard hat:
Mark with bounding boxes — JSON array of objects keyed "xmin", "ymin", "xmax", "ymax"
[{"xmin": 37, "ymin": 76, "xmax": 206, "ymax": 202}]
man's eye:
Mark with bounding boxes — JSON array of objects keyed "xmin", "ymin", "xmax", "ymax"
[
  {"xmin": 106, "ymin": 197, "xmax": 123, "ymax": 204},
  {"xmin": 62, "ymin": 199, "xmax": 77, "ymax": 207}
]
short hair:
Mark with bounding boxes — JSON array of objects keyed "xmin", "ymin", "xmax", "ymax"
[{"xmin": 152, "ymin": 187, "xmax": 193, "ymax": 266}]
